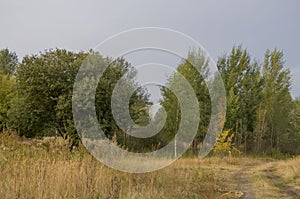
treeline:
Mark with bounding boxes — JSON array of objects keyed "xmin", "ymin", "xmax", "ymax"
[
  {"xmin": 0, "ymin": 47, "xmax": 299, "ymax": 155},
  {"xmin": 158, "ymin": 46, "xmax": 300, "ymax": 155},
  {"xmin": 0, "ymin": 49, "xmax": 150, "ymax": 150}
]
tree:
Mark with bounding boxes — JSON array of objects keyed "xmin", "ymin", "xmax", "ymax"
[
  {"xmin": 159, "ymin": 49, "xmax": 211, "ymax": 153},
  {"xmin": 239, "ymin": 61, "xmax": 263, "ymax": 152},
  {"xmin": 0, "ymin": 48, "xmax": 18, "ymax": 75},
  {"xmin": 261, "ymin": 49, "xmax": 293, "ymax": 152},
  {"xmin": 0, "ymin": 48, "xmax": 18, "ymax": 131},
  {"xmin": 94, "ymin": 56, "xmax": 151, "ymax": 151},
  {"xmin": 279, "ymin": 98, "xmax": 300, "ymax": 154},
  {"xmin": 217, "ymin": 46, "xmax": 263, "ymax": 152},
  {"xmin": 0, "ymin": 70, "xmax": 16, "ymax": 131},
  {"xmin": 9, "ymin": 49, "xmax": 87, "ymax": 139},
  {"xmin": 8, "ymin": 49, "xmax": 151, "ymax": 150}
]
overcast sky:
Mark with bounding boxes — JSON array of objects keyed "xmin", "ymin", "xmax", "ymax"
[{"xmin": 1, "ymin": 0, "xmax": 299, "ymax": 98}]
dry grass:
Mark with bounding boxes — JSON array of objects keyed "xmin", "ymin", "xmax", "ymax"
[
  {"xmin": 2, "ymin": 132, "xmax": 299, "ymax": 198},
  {"xmin": 274, "ymin": 156, "xmax": 300, "ymax": 189},
  {"xmin": 248, "ymin": 162, "xmax": 282, "ymax": 198},
  {"xmin": 245, "ymin": 157, "xmax": 300, "ymax": 198},
  {"xmin": 0, "ymin": 133, "xmax": 220, "ymax": 199}
]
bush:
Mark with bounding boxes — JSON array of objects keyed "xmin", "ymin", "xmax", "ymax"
[{"xmin": 213, "ymin": 130, "xmax": 240, "ymax": 157}]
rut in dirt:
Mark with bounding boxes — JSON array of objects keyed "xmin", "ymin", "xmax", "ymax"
[
  {"xmin": 264, "ymin": 167, "xmax": 300, "ymax": 198},
  {"xmin": 233, "ymin": 168, "xmax": 256, "ymax": 199}
]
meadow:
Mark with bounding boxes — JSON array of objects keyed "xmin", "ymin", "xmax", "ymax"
[{"xmin": 1, "ymin": 132, "xmax": 299, "ymax": 199}]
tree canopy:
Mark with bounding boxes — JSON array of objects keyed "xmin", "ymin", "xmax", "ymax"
[{"xmin": 0, "ymin": 47, "xmax": 298, "ymax": 155}]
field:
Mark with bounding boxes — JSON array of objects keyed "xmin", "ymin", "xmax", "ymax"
[{"xmin": 0, "ymin": 133, "xmax": 299, "ymax": 199}]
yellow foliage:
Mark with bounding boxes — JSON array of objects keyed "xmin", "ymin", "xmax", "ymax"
[{"xmin": 213, "ymin": 130, "xmax": 240, "ymax": 156}]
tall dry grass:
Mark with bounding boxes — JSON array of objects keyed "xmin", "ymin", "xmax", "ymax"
[
  {"xmin": 0, "ymin": 133, "xmax": 220, "ymax": 199},
  {"xmin": 275, "ymin": 156, "xmax": 300, "ymax": 189}
]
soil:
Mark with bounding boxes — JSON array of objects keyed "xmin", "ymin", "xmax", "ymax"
[
  {"xmin": 264, "ymin": 167, "xmax": 300, "ymax": 198},
  {"xmin": 233, "ymin": 168, "xmax": 256, "ymax": 199}
]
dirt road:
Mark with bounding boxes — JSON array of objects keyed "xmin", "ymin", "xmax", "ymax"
[{"xmin": 209, "ymin": 158, "xmax": 300, "ymax": 199}]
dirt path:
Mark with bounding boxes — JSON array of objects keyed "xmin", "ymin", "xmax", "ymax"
[
  {"xmin": 233, "ymin": 167, "xmax": 256, "ymax": 199},
  {"xmin": 205, "ymin": 158, "xmax": 300, "ymax": 198},
  {"xmin": 264, "ymin": 167, "xmax": 300, "ymax": 198},
  {"xmin": 220, "ymin": 160, "xmax": 300, "ymax": 199}
]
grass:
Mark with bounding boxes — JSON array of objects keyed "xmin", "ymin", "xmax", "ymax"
[
  {"xmin": 0, "ymin": 133, "xmax": 221, "ymax": 199},
  {"xmin": 1, "ymin": 132, "xmax": 299, "ymax": 199},
  {"xmin": 274, "ymin": 156, "xmax": 300, "ymax": 189}
]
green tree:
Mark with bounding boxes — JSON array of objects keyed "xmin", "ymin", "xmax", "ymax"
[
  {"xmin": 0, "ymin": 48, "xmax": 18, "ymax": 131},
  {"xmin": 9, "ymin": 49, "xmax": 150, "ymax": 150},
  {"xmin": 261, "ymin": 49, "xmax": 293, "ymax": 152},
  {"xmin": 279, "ymin": 98, "xmax": 300, "ymax": 154},
  {"xmin": 9, "ymin": 49, "xmax": 87, "ymax": 139},
  {"xmin": 159, "ymin": 49, "xmax": 211, "ymax": 153},
  {"xmin": 0, "ymin": 70, "xmax": 16, "ymax": 131},
  {"xmin": 239, "ymin": 61, "xmax": 263, "ymax": 152},
  {"xmin": 217, "ymin": 46, "xmax": 263, "ymax": 152},
  {"xmin": 0, "ymin": 48, "xmax": 18, "ymax": 75}
]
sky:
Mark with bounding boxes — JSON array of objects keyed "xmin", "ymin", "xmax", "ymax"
[{"xmin": 1, "ymin": 0, "xmax": 299, "ymax": 98}]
